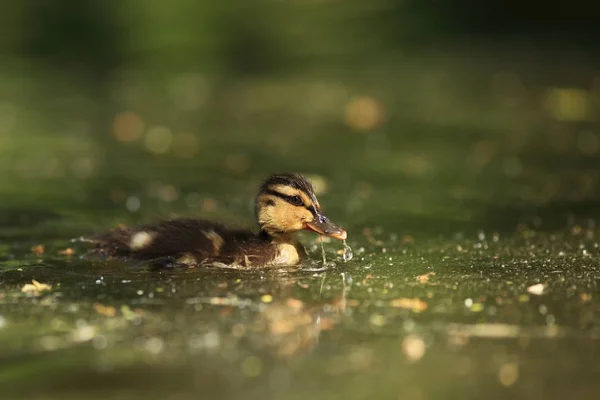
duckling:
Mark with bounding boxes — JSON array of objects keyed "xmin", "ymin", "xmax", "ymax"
[{"xmin": 88, "ymin": 173, "xmax": 347, "ymax": 268}]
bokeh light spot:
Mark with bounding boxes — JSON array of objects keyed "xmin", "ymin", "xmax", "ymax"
[
  {"xmin": 402, "ymin": 334, "xmax": 426, "ymax": 362},
  {"xmin": 113, "ymin": 112, "xmax": 144, "ymax": 142},
  {"xmin": 498, "ymin": 363, "xmax": 519, "ymax": 386},
  {"xmin": 344, "ymin": 96, "xmax": 385, "ymax": 131},
  {"xmin": 543, "ymin": 88, "xmax": 594, "ymax": 121},
  {"xmin": 126, "ymin": 196, "xmax": 141, "ymax": 212},
  {"xmin": 145, "ymin": 126, "xmax": 173, "ymax": 154},
  {"xmin": 305, "ymin": 174, "xmax": 328, "ymax": 195}
]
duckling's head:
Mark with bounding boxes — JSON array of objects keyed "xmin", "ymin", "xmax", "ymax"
[{"xmin": 255, "ymin": 173, "xmax": 347, "ymax": 241}]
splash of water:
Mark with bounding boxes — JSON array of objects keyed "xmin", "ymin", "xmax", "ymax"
[
  {"xmin": 319, "ymin": 235, "xmax": 327, "ymax": 265},
  {"xmin": 342, "ymin": 240, "xmax": 353, "ymax": 262}
]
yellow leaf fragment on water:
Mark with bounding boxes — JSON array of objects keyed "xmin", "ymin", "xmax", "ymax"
[
  {"xmin": 94, "ymin": 303, "xmax": 117, "ymax": 317},
  {"xmin": 31, "ymin": 245, "xmax": 45, "ymax": 255},
  {"xmin": 527, "ymin": 283, "xmax": 546, "ymax": 296},
  {"xmin": 389, "ymin": 298, "xmax": 428, "ymax": 311},
  {"xmin": 417, "ymin": 272, "xmax": 435, "ymax": 283},
  {"xmin": 21, "ymin": 279, "xmax": 52, "ymax": 295},
  {"xmin": 580, "ymin": 293, "xmax": 592, "ymax": 302},
  {"xmin": 120, "ymin": 305, "xmax": 144, "ymax": 320},
  {"xmin": 59, "ymin": 248, "xmax": 75, "ymax": 256},
  {"xmin": 518, "ymin": 294, "xmax": 530, "ymax": 302},
  {"xmin": 261, "ymin": 294, "xmax": 273, "ymax": 303},
  {"xmin": 447, "ymin": 323, "xmax": 521, "ymax": 338}
]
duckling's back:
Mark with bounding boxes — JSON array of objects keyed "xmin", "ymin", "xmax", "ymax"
[{"xmin": 88, "ymin": 218, "xmax": 274, "ymax": 268}]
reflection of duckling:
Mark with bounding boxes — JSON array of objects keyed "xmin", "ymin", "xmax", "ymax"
[{"xmin": 89, "ymin": 173, "xmax": 347, "ymax": 267}]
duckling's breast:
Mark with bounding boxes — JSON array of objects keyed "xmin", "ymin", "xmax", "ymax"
[
  {"xmin": 268, "ymin": 238, "xmax": 310, "ymax": 267},
  {"xmin": 269, "ymin": 242, "xmax": 302, "ymax": 267}
]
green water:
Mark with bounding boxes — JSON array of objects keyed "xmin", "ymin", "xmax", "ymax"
[{"xmin": 2, "ymin": 49, "xmax": 600, "ymax": 400}]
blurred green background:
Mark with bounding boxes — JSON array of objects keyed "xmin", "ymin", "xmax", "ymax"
[
  {"xmin": 3, "ymin": 3, "xmax": 600, "ymax": 400},
  {"xmin": 1, "ymin": 0, "xmax": 600, "ymax": 238}
]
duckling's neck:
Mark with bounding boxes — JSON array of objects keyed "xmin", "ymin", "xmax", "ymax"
[
  {"xmin": 257, "ymin": 229, "xmax": 276, "ymax": 242},
  {"xmin": 258, "ymin": 229, "xmax": 293, "ymax": 243}
]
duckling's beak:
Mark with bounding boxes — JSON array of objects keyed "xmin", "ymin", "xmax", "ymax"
[{"xmin": 305, "ymin": 212, "xmax": 347, "ymax": 241}]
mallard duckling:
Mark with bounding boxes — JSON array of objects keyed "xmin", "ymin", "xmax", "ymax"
[{"xmin": 88, "ymin": 173, "xmax": 347, "ymax": 268}]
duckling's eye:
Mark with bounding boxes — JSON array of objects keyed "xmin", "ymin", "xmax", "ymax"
[{"xmin": 289, "ymin": 195, "xmax": 303, "ymax": 206}]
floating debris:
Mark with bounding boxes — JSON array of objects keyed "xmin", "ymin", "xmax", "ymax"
[
  {"xmin": 389, "ymin": 298, "xmax": 428, "ymax": 312},
  {"xmin": 58, "ymin": 248, "xmax": 75, "ymax": 256},
  {"xmin": 94, "ymin": 303, "xmax": 117, "ymax": 317},
  {"xmin": 31, "ymin": 244, "xmax": 45, "ymax": 255},
  {"xmin": 401, "ymin": 234, "xmax": 414, "ymax": 244},
  {"xmin": 21, "ymin": 279, "xmax": 52, "ymax": 296},
  {"xmin": 261, "ymin": 294, "xmax": 273, "ymax": 303},
  {"xmin": 580, "ymin": 293, "xmax": 592, "ymax": 302},
  {"xmin": 527, "ymin": 283, "xmax": 546, "ymax": 296},
  {"xmin": 417, "ymin": 272, "xmax": 435, "ymax": 283},
  {"xmin": 447, "ymin": 323, "xmax": 562, "ymax": 339},
  {"xmin": 120, "ymin": 305, "xmax": 144, "ymax": 321}
]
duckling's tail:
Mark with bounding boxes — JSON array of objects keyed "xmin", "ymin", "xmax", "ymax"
[{"xmin": 77, "ymin": 225, "xmax": 138, "ymax": 258}]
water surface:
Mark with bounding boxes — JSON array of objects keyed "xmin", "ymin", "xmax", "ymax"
[{"xmin": 2, "ymin": 49, "xmax": 600, "ymax": 399}]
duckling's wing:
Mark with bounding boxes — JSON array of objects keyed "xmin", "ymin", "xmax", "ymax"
[{"xmin": 88, "ymin": 218, "xmax": 249, "ymax": 262}]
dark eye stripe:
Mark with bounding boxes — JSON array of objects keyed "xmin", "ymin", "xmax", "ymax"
[{"xmin": 265, "ymin": 189, "xmax": 316, "ymax": 216}]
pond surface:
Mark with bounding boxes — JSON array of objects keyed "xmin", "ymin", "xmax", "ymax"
[{"xmin": 2, "ymin": 50, "xmax": 600, "ymax": 399}]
